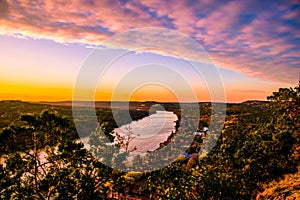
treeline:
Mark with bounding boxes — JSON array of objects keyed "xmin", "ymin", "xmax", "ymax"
[
  {"xmin": 0, "ymin": 86, "xmax": 299, "ymax": 199},
  {"xmin": 144, "ymin": 86, "xmax": 299, "ymax": 199},
  {"xmin": 0, "ymin": 105, "xmax": 150, "ymax": 154}
]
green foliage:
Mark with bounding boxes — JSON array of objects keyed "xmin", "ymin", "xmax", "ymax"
[
  {"xmin": 0, "ymin": 109, "xmax": 75, "ymax": 155},
  {"xmin": 0, "ymin": 109, "xmax": 112, "ymax": 199},
  {"xmin": 39, "ymin": 140, "xmax": 112, "ymax": 199},
  {"xmin": 0, "ymin": 86, "xmax": 298, "ymax": 199},
  {"xmin": 140, "ymin": 86, "xmax": 299, "ymax": 199}
]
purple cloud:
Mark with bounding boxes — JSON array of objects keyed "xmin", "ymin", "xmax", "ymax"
[{"xmin": 0, "ymin": 0, "xmax": 299, "ymax": 83}]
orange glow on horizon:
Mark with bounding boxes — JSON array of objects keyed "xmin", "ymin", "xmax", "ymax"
[
  {"xmin": 129, "ymin": 85, "xmax": 179, "ymax": 102},
  {"xmin": 0, "ymin": 81, "xmax": 73, "ymax": 101},
  {"xmin": 0, "ymin": 80, "xmax": 292, "ymax": 103}
]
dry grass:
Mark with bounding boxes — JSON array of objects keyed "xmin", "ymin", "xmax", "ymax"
[{"xmin": 256, "ymin": 168, "xmax": 300, "ymax": 200}]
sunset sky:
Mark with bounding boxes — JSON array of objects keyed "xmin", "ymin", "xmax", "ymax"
[{"xmin": 0, "ymin": 0, "xmax": 299, "ymax": 102}]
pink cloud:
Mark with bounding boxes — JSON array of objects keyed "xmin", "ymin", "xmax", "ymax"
[
  {"xmin": 0, "ymin": 0, "xmax": 299, "ymax": 84},
  {"xmin": 0, "ymin": 0, "xmax": 164, "ymax": 44}
]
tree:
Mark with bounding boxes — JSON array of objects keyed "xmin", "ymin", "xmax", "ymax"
[
  {"xmin": 115, "ymin": 125, "xmax": 138, "ymax": 153},
  {"xmin": 40, "ymin": 140, "xmax": 112, "ymax": 199},
  {"xmin": 0, "ymin": 109, "xmax": 113, "ymax": 199},
  {"xmin": 141, "ymin": 85, "xmax": 300, "ymax": 199}
]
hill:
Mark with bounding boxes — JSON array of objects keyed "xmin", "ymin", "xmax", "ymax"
[{"xmin": 0, "ymin": 86, "xmax": 299, "ymax": 199}]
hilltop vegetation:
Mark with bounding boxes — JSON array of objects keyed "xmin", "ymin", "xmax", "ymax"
[{"xmin": 0, "ymin": 86, "xmax": 299, "ymax": 199}]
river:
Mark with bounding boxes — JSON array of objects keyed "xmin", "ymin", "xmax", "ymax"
[{"xmin": 114, "ymin": 111, "xmax": 178, "ymax": 154}]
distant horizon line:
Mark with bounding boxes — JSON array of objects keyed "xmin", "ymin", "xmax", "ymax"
[{"xmin": 0, "ymin": 99, "xmax": 270, "ymax": 104}]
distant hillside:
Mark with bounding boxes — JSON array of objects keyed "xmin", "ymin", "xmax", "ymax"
[{"xmin": 0, "ymin": 99, "xmax": 271, "ymax": 129}]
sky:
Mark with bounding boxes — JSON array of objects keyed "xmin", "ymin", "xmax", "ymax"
[{"xmin": 0, "ymin": 0, "xmax": 299, "ymax": 102}]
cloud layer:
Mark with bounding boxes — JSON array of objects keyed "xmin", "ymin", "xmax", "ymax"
[{"xmin": 0, "ymin": 0, "xmax": 299, "ymax": 83}]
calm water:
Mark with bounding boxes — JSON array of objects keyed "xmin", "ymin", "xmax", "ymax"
[{"xmin": 114, "ymin": 111, "xmax": 178, "ymax": 154}]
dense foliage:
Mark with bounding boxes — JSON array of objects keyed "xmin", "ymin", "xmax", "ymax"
[
  {"xmin": 144, "ymin": 86, "xmax": 299, "ymax": 199},
  {"xmin": 0, "ymin": 86, "xmax": 299, "ymax": 199}
]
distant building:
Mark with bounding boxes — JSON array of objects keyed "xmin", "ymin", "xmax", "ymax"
[
  {"xmin": 193, "ymin": 132, "xmax": 205, "ymax": 137},
  {"xmin": 194, "ymin": 127, "xmax": 208, "ymax": 137}
]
